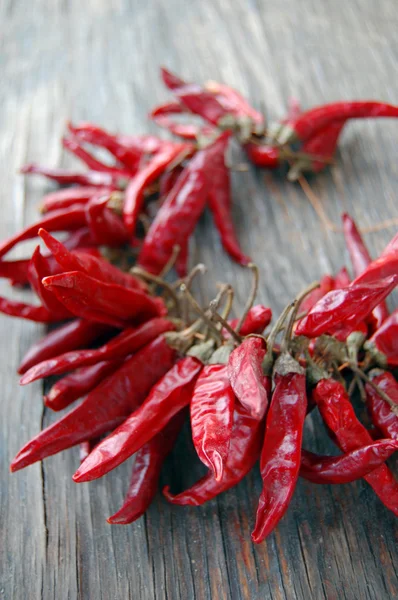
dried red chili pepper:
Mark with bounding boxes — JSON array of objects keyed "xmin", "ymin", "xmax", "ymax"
[
  {"xmin": 152, "ymin": 115, "xmax": 212, "ymax": 141},
  {"xmin": 159, "ymin": 166, "xmax": 183, "ymax": 199},
  {"xmin": 42, "ymin": 271, "xmax": 164, "ymax": 327},
  {"xmin": 21, "ymin": 317, "xmax": 174, "ymax": 384},
  {"xmin": 67, "ymin": 122, "xmax": 142, "ymax": 172},
  {"xmin": 204, "ymin": 80, "xmax": 264, "ymax": 127},
  {"xmin": 244, "ymin": 144, "xmax": 280, "ymax": 169},
  {"xmin": 333, "ymin": 266, "xmax": 351, "ymax": 288},
  {"xmin": 342, "ymin": 213, "xmax": 388, "ymax": 327},
  {"xmin": 164, "ymin": 401, "xmax": 265, "ymax": 506},
  {"xmin": 40, "ymin": 186, "xmax": 113, "ymax": 214},
  {"xmin": 84, "ymin": 195, "xmax": 131, "ymax": 246},
  {"xmin": 63, "ymin": 136, "xmax": 133, "ymax": 178},
  {"xmin": 295, "ymin": 275, "xmax": 397, "ymax": 338},
  {"xmin": 297, "ymin": 274, "xmax": 335, "ymax": 316},
  {"xmin": 0, "ymin": 297, "xmax": 60, "ymax": 323},
  {"xmin": 364, "ymin": 309, "xmax": 398, "ymax": 367},
  {"xmin": 0, "ymin": 258, "xmax": 32, "ymax": 287},
  {"xmin": 228, "ymin": 337, "xmax": 269, "ymax": 420},
  {"xmin": 161, "ymin": 68, "xmax": 231, "ymax": 127},
  {"xmin": 190, "ymin": 362, "xmax": 235, "ymax": 481},
  {"xmin": 365, "ymin": 370, "xmax": 398, "ymax": 439},
  {"xmin": 314, "ymin": 378, "xmax": 398, "ymax": 516},
  {"xmin": 116, "ymin": 134, "xmax": 165, "ymax": 155},
  {"xmin": 107, "ymin": 412, "xmax": 185, "ymax": 524},
  {"xmin": 228, "ymin": 304, "xmax": 272, "ymax": 336},
  {"xmin": 348, "ymin": 233, "xmax": 398, "ymax": 287},
  {"xmin": 150, "ymin": 100, "xmax": 185, "ymax": 117},
  {"xmin": 27, "ymin": 246, "xmax": 72, "ymax": 320},
  {"xmin": 20, "ymin": 163, "xmax": 126, "ymax": 188},
  {"xmin": 0, "ymin": 207, "xmax": 87, "ymax": 259},
  {"xmin": 44, "ymin": 360, "xmax": 124, "ymax": 411},
  {"xmin": 277, "ymin": 100, "xmax": 398, "ymax": 144},
  {"xmin": 300, "ymin": 439, "xmax": 398, "ymax": 484},
  {"xmin": 207, "ymin": 133, "xmax": 251, "ymax": 265},
  {"xmin": 11, "ymin": 335, "xmax": 176, "ymax": 471},
  {"xmin": 18, "ymin": 319, "xmax": 111, "ymax": 374},
  {"xmin": 252, "ymin": 354, "xmax": 307, "ymax": 543},
  {"xmin": 123, "ymin": 142, "xmax": 192, "ymax": 235},
  {"xmin": 73, "ymin": 356, "xmax": 201, "ymax": 483},
  {"xmin": 39, "ymin": 228, "xmax": 145, "ymax": 291},
  {"xmin": 138, "ymin": 135, "xmax": 229, "ymax": 274}
]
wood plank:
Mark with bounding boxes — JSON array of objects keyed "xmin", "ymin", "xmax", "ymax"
[{"xmin": 0, "ymin": 0, "xmax": 397, "ymax": 598}]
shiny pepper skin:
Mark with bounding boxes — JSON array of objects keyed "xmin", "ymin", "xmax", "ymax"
[
  {"xmin": 365, "ymin": 370, "xmax": 398, "ymax": 439},
  {"xmin": 190, "ymin": 363, "xmax": 236, "ymax": 480},
  {"xmin": 364, "ymin": 309, "xmax": 398, "ymax": 367},
  {"xmin": 252, "ymin": 355, "xmax": 307, "ymax": 543},
  {"xmin": 228, "ymin": 337, "xmax": 269, "ymax": 420},
  {"xmin": 73, "ymin": 357, "xmax": 202, "ymax": 483}
]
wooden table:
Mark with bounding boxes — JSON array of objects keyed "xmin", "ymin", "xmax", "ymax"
[{"xmin": 1, "ymin": 1, "xmax": 397, "ymax": 598}]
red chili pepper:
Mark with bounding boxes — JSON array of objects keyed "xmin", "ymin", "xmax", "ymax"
[
  {"xmin": 84, "ymin": 195, "xmax": 131, "ymax": 246},
  {"xmin": 287, "ymin": 121, "xmax": 345, "ymax": 180},
  {"xmin": 365, "ymin": 370, "xmax": 398, "ymax": 439},
  {"xmin": 42, "ymin": 271, "xmax": 164, "ymax": 327},
  {"xmin": 62, "ymin": 136, "xmax": 133, "ymax": 178},
  {"xmin": 364, "ymin": 309, "xmax": 398, "ymax": 367},
  {"xmin": 228, "ymin": 337, "xmax": 269, "ymax": 420},
  {"xmin": 115, "ymin": 134, "xmax": 165, "ymax": 155},
  {"xmin": 244, "ymin": 144, "xmax": 280, "ymax": 169},
  {"xmin": 107, "ymin": 412, "xmax": 185, "ymax": 524},
  {"xmin": 204, "ymin": 80, "xmax": 264, "ymax": 126},
  {"xmin": 190, "ymin": 363, "xmax": 235, "ymax": 481},
  {"xmin": 67, "ymin": 122, "xmax": 142, "ymax": 172},
  {"xmin": 40, "ymin": 186, "xmax": 114, "ymax": 214},
  {"xmin": 161, "ymin": 68, "xmax": 229, "ymax": 127},
  {"xmin": 44, "ymin": 360, "xmax": 124, "ymax": 411},
  {"xmin": 0, "ymin": 207, "xmax": 87, "ymax": 260},
  {"xmin": 152, "ymin": 115, "xmax": 212, "ymax": 141},
  {"xmin": 251, "ymin": 355, "xmax": 307, "ymax": 543},
  {"xmin": 18, "ymin": 319, "xmax": 111, "ymax": 374},
  {"xmin": 0, "ymin": 258, "xmax": 32, "ymax": 287},
  {"xmin": 164, "ymin": 401, "xmax": 265, "ymax": 506},
  {"xmin": 138, "ymin": 133, "xmax": 228, "ymax": 274},
  {"xmin": 20, "ymin": 163, "xmax": 126, "ymax": 188},
  {"xmin": 352, "ymin": 233, "xmax": 398, "ymax": 286},
  {"xmin": 21, "ymin": 317, "xmax": 174, "ymax": 384},
  {"xmin": 11, "ymin": 335, "xmax": 176, "ymax": 471},
  {"xmin": 228, "ymin": 304, "xmax": 272, "ymax": 336},
  {"xmin": 39, "ymin": 228, "xmax": 145, "ymax": 291},
  {"xmin": 297, "ymin": 274, "xmax": 335, "ymax": 316},
  {"xmin": 123, "ymin": 142, "xmax": 192, "ymax": 235},
  {"xmin": 314, "ymin": 378, "xmax": 398, "ymax": 516},
  {"xmin": 278, "ymin": 101, "xmax": 398, "ymax": 144},
  {"xmin": 300, "ymin": 439, "xmax": 398, "ymax": 484},
  {"xmin": 73, "ymin": 356, "xmax": 201, "ymax": 483},
  {"xmin": 150, "ymin": 101, "xmax": 185, "ymax": 118},
  {"xmin": 295, "ymin": 276, "xmax": 397, "ymax": 338},
  {"xmin": 207, "ymin": 134, "xmax": 251, "ymax": 265},
  {"xmin": 0, "ymin": 297, "xmax": 60, "ymax": 323},
  {"xmin": 342, "ymin": 213, "xmax": 388, "ymax": 327}
]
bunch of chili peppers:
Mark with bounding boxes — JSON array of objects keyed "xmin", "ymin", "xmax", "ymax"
[
  {"xmin": 1, "ymin": 212, "xmax": 397, "ymax": 541},
  {"xmin": 8, "ymin": 67, "xmax": 397, "ymax": 280},
  {"xmin": 1, "ymin": 68, "xmax": 398, "ymax": 542}
]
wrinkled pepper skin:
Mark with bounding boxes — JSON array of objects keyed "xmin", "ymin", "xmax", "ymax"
[
  {"xmin": 300, "ymin": 439, "xmax": 398, "ymax": 484},
  {"xmin": 314, "ymin": 378, "xmax": 398, "ymax": 516},
  {"xmin": 164, "ymin": 401, "xmax": 265, "ymax": 506},
  {"xmin": 73, "ymin": 357, "xmax": 202, "ymax": 483},
  {"xmin": 364, "ymin": 309, "xmax": 398, "ymax": 367},
  {"xmin": 296, "ymin": 276, "xmax": 397, "ymax": 338},
  {"xmin": 190, "ymin": 363, "xmax": 235, "ymax": 480},
  {"xmin": 11, "ymin": 336, "xmax": 176, "ymax": 471},
  {"xmin": 228, "ymin": 337, "xmax": 269, "ymax": 420},
  {"xmin": 107, "ymin": 411, "xmax": 186, "ymax": 525},
  {"xmin": 252, "ymin": 357, "xmax": 307, "ymax": 543},
  {"xmin": 366, "ymin": 370, "xmax": 398, "ymax": 439}
]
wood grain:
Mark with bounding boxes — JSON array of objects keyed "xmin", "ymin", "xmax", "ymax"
[{"xmin": 1, "ymin": 0, "xmax": 397, "ymax": 598}]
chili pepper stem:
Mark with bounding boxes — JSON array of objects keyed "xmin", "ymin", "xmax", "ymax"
[
  {"xmin": 131, "ymin": 267, "xmax": 181, "ymax": 314},
  {"xmin": 262, "ymin": 303, "xmax": 294, "ymax": 374},
  {"xmin": 282, "ymin": 281, "xmax": 320, "ymax": 352},
  {"xmin": 211, "ymin": 311, "xmax": 242, "ymax": 344},
  {"xmin": 180, "ymin": 284, "xmax": 223, "ymax": 342},
  {"xmin": 159, "ymin": 245, "xmax": 181, "ymax": 278}
]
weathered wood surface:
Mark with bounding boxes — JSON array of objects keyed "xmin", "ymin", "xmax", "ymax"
[{"xmin": 1, "ymin": 1, "xmax": 397, "ymax": 598}]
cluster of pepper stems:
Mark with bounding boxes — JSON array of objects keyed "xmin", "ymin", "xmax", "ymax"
[{"xmin": 1, "ymin": 68, "xmax": 398, "ymax": 542}]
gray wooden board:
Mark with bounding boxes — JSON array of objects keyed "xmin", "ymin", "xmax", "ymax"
[{"xmin": 1, "ymin": 0, "xmax": 397, "ymax": 598}]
